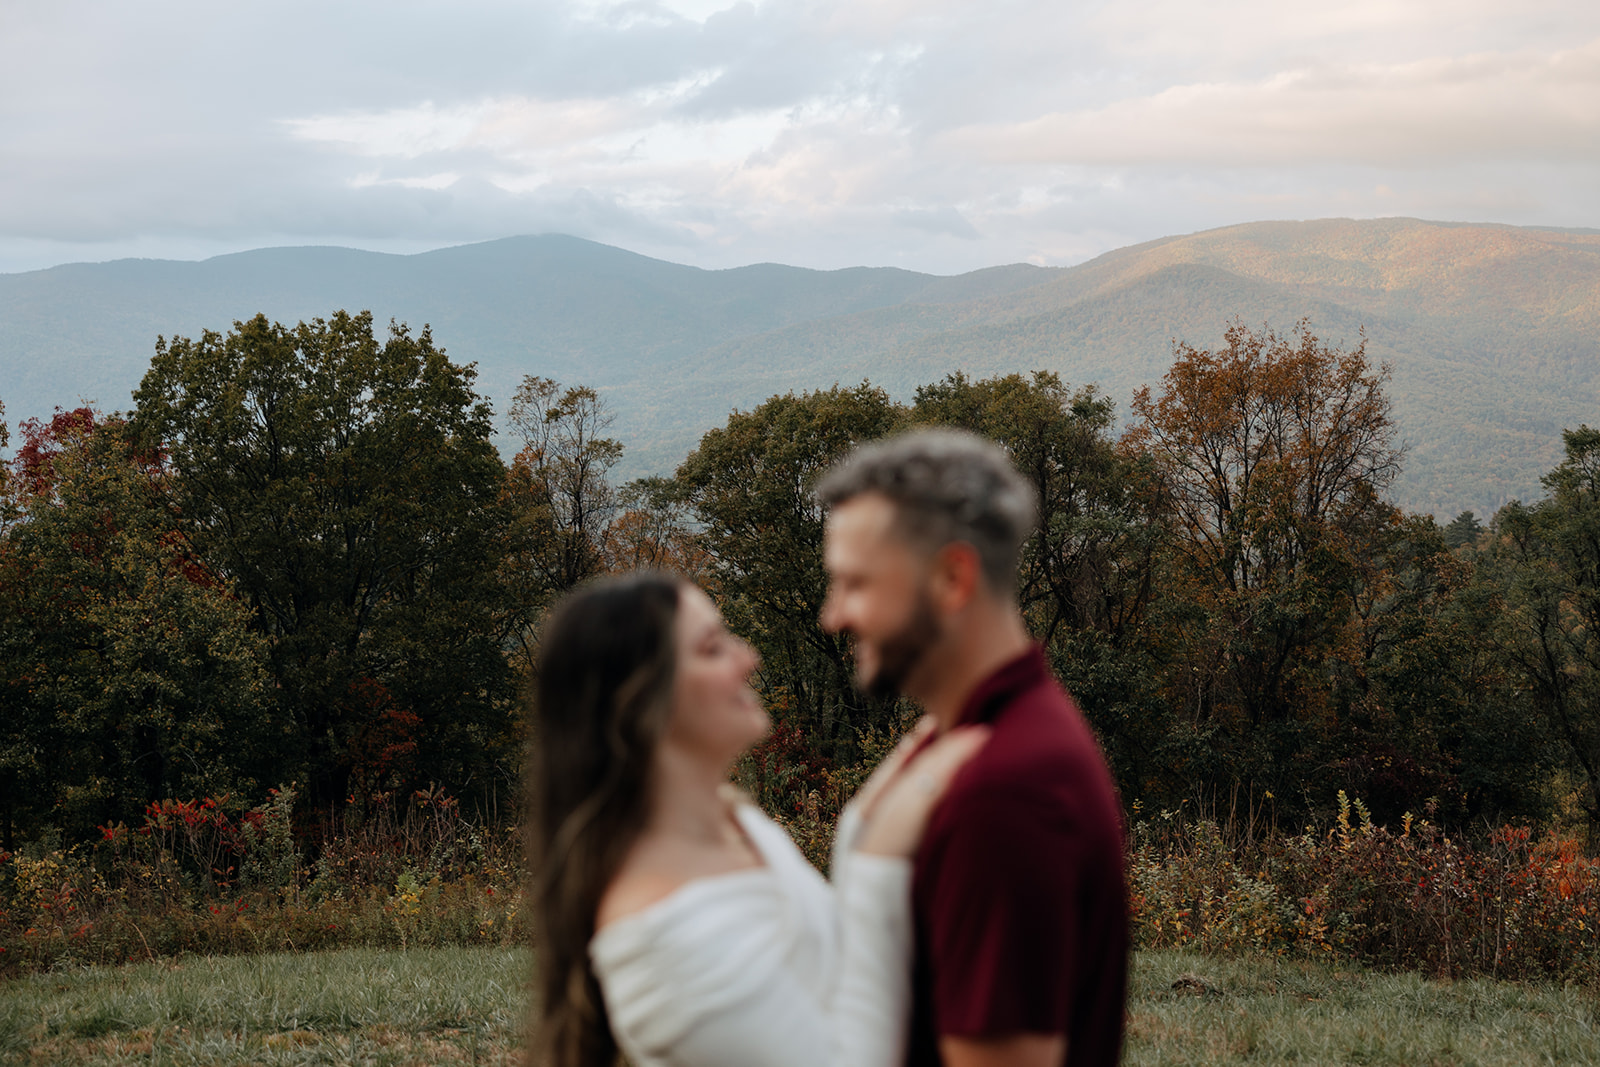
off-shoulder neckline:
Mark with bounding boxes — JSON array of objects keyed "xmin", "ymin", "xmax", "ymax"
[{"xmin": 591, "ymin": 805, "xmax": 778, "ymax": 941}]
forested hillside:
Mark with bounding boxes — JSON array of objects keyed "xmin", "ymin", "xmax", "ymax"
[
  {"xmin": 6, "ymin": 311, "xmax": 1600, "ymax": 984},
  {"xmin": 640, "ymin": 219, "xmax": 1600, "ymax": 516},
  {"xmin": 0, "ymin": 235, "xmax": 1047, "ymax": 433},
  {"xmin": 3, "ymin": 218, "xmax": 1597, "ymax": 516}
]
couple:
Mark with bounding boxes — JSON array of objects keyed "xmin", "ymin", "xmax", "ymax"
[{"xmin": 528, "ymin": 430, "xmax": 1128, "ymax": 1067}]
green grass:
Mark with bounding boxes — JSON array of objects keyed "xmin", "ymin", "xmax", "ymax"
[
  {"xmin": 3, "ymin": 947, "xmax": 1598, "ymax": 1065},
  {"xmin": 0, "ymin": 946, "xmax": 527, "ymax": 1065},
  {"xmin": 1130, "ymin": 951, "xmax": 1600, "ymax": 1066}
]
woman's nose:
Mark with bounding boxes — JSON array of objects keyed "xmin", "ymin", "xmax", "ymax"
[{"xmin": 819, "ymin": 590, "xmax": 839, "ymax": 633}]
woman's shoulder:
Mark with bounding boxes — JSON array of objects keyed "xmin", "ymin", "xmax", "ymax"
[
  {"xmin": 594, "ymin": 865, "xmax": 699, "ymax": 932},
  {"xmin": 589, "ymin": 855, "xmax": 787, "ymax": 1003},
  {"xmin": 589, "ymin": 856, "xmax": 793, "ymax": 1057},
  {"xmin": 589, "ymin": 804, "xmax": 837, "ymax": 1050},
  {"xmin": 595, "ymin": 855, "xmax": 772, "ymax": 934},
  {"xmin": 593, "ymin": 803, "xmax": 781, "ymax": 933}
]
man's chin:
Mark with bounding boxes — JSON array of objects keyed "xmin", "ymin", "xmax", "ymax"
[
  {"xmin": 853, "ymin": 666, "xmax": 881, "ymax": 696},
  {"xmin": 861, "ymin": 672, "xmax": 899, "ymax": 701},
  {"xmin": 856, "ymin": 662, "xmax": 908, "ymax": 702}
]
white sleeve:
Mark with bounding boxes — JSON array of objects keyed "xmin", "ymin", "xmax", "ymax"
[
  {"xmin": 825, "ymin": 853, "xmax": 915, "ymax": 1067},
  {"xmin": 667, "ymin": 858, "xmax": 913, "ymax": 1067},
  {"xmin": 830, "ymin": 801, "xmax": 867, "ymax": 883},
  {"xmin": 593, "ymin": 857, "xmax": 914, "ymax": 1067}
]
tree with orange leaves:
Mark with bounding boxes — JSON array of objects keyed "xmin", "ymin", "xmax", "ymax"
[
  {"xmin": 1127, "ymin": 320, "xmax": 1403, "ymax": 789},
  {"xmin": 601, "ymin": 476, "xmax": 711, "ymax": 582}
]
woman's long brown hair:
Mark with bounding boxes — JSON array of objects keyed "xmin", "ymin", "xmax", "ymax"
[{"xmin": 527, "ymin": 572, "xmax": 682, "ymax": 1067}]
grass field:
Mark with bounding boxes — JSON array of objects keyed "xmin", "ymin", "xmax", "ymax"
[
  {"xmin": 1127, "ymin": 952, "xmax": 1600, "ymax": 1066},
  {"xmin": 0, "ymin": 947, "xmax": 526, "ymax": 1065},
  {"xmin": 2, "ymin": 947, "xmax": 1598, "ymax": 1065}
]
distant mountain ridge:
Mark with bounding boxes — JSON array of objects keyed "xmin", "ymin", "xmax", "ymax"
[{"xmin": 3, "ymin": 219, "xmax": 1597, "ymax": 517}]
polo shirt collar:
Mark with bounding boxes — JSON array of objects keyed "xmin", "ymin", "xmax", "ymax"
[{"xmin": 954, "ymin": 644, "xmax": 1050, "ymax": 727}]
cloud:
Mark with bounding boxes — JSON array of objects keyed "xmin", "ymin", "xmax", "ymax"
[
  {"xmin": 1, "ymin": 0, "xmax": 1599, "ymax": 275},
  {"xmin": 945, "ymin": 39, "xmax": 1600, "ymax": 168},
  {"xmin": 284, "ymin": 96, "xmax": 659, "ymax": 162}
]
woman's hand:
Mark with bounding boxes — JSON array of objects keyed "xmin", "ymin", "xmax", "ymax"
[
  {"xmin": 848, "ymin": 716, "xmax": 937, "ymax": 819},
  {"xmin": 854, "ymin": 725, "xmax": 990, "ymax": 857}
]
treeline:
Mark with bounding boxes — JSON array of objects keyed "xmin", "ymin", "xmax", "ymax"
[{"xmin": 3, "ymin": 311, "xmax": 1599, "ymax": 852}]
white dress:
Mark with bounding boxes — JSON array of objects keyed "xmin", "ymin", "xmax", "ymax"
[{"xmin": 588, "ymin": 804, "xmax": 912, "ymax": 1067}]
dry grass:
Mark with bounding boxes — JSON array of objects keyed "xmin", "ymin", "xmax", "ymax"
[{"xmin": 5, "ymin": 946, "xmax": 1599, "ymax": 1065}]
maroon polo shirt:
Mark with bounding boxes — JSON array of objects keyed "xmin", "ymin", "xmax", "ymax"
[{"xmin": 906, "ymin": 645, "xmax": 1128, "ymax": 1067}]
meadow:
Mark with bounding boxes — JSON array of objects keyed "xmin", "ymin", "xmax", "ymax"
[
  {"xmin": 4, "ymin": 786, "xmax": 1597, "ymax": 1063},
  {"xmin": 4, "ymin": 947, "xmax": 1599, "ymax": 1066}
]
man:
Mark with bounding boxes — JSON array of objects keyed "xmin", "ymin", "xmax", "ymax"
[{"xmin": 817, "ymin": 428, "xmax": 1128, "ymax": 1067}]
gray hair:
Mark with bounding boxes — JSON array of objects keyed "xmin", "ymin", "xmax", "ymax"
[{"xmin": 815, "ymin": 428, "xmax": 1038, "ymax": 593}]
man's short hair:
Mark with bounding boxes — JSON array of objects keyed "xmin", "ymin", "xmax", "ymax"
[{"xmin": 815, "ymin": 428, "xmax": 1038, "ymax": 593}]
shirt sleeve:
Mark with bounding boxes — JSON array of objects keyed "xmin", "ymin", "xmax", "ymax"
[{"xmin": 921, "ymin": 784, "xmax": 1086, "ymax": 1037}]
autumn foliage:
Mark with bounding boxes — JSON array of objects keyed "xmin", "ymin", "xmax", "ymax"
[
  {"xmin": 5, "ymin": 308, "xmax": 1600, "ymax": 980},
  {"xmin": 0, "ymin": 785, "xmax": 524, "ymax": 976},
  {"xmin": 1129, "ymin": 798, "xmax": 1599, "ymax": 984}
]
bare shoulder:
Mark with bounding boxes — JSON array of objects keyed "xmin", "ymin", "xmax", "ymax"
[
  {"xmin": 592, "ymin": 838, "xmax": 684, "ymax": 927},
  {"xmin": 594, "ymin": 827, "xmax": 766, "ymax": 931},
  {"xmin": 592, "ymin": 870, "xmax": 684, "ymax": 927}
]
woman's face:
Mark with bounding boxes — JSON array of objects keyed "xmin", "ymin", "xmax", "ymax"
[{"xmin": 664, "ymin": 586, "xmax": 768, "ymax": 765}]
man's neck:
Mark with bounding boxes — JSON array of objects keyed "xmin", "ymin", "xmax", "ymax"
[{"xmin": 917, "ymin": 603, "xmax": 1032, "ymax": 733}]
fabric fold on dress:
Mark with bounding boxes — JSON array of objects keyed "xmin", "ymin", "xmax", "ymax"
[{"xmin": 588, "ymin": 803, "xmax": 913, "ymax": 1067}]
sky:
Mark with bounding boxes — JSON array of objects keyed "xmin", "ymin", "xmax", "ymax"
[{"xmin": 2, "ymin": 0, "xmax": 1598, "ymax": 275}]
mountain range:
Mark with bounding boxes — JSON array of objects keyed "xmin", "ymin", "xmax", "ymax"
[{"xmin": 3, "ymin": 218, "xmax": 1598, "ymax": 518}]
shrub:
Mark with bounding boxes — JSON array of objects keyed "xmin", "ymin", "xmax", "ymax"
[
  {"xmin": 5, "ymin": 773, "xmax": 1596, "ymax": 987},
  {"xmin": 1128, "ymin": 792, "xmax": 1600, "ymax": 983},
  {"xmin": 0, "ymin": 787, "xmax": 525, "ymax": 977}
]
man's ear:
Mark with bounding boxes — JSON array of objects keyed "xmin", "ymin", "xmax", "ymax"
[{"xmin": 929, "ymin": 541, "xmax": 981, "ymax": 615}]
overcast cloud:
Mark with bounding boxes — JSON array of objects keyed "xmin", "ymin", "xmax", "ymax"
[{"xmin": 2, "ymin": 0, "xmax": 1596, "ymax": 274}]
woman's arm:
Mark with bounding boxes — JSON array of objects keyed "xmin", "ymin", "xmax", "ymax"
[
  {"xmin": 655, "ymin": 857, "xmax": 913, "ymax": 1067},
  {"xmin": 594, "ymin": 730, "xmax": 989, "ymax": 1067}
]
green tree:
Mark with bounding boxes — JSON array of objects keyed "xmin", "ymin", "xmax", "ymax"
[
  {"xmin": 1443, "ymin": 510, "xmax": 1485, "ymax": 549},
  {"xmin": 0, "ymin": 411, "xmax": 270, "ymax": 843},
  {"xmin": 504, "ymin": 376, "xmax": 623, "ymax": 595},
  {"xmin": 132, "ymin": 311, "xmax": 519, "ymax": 810},
  {"xmin": 1493, "ymin": 426, "xmax": 1600, "ymax": 842},
  {"xmin": 674, "ymin": 383, "xmax": 904, "ymax": 755},
  {"xmin": 0, "ymin": 399, "xmax": 32, "ymax": 846},
  {"xmin": 1331, "ymin": 513, "xmax": 1544, "ymax": 824}
]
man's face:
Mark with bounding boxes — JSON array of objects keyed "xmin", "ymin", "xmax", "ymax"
[{"xmin": 820, "ymin": 493, "xmax": 941, "ymax": 699}]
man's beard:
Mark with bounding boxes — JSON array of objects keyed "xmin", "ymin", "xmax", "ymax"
[{"xmin": 860, "ymin": 590, "xmax": 941, "ymax": 701}]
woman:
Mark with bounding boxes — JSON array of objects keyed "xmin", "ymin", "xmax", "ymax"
[{"xmin": 528, "ymin": 572, "xmax": 986, "ymax": 1067}]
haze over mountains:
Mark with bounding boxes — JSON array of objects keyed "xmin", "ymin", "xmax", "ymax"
[{"xmin": 3, "ymin": 218, "xmax": 1597, "ymax": 518}]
